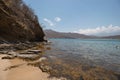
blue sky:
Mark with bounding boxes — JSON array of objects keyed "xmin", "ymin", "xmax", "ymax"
[{"xmin": 23, "ymin": 0, "xmax": 120, "ymax": 36}]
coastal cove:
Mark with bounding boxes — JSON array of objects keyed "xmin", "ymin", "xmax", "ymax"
[
  {"xmin": 1, "ymin": 0, "xmax": 120, "ymax": 80},
  {"xmin": 0, "ymin": 39, "xmax": 120, "ymax": 80}
]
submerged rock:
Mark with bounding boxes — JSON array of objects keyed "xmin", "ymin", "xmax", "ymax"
[
  {"xmin": 79, "ymin": 76, "xmax": 84, "ymax": 80},
  {"xmin": 39, "ymin": 57, "xmax": 47, "ymax": 62},
  {"xmin": 39, "ymin": 64, "xmax": 52, "ymax": 72}
]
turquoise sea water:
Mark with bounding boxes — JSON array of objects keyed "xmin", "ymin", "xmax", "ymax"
[{"xmin": 47, "ymin": 38, "xmax": 120, "ymax": 73}]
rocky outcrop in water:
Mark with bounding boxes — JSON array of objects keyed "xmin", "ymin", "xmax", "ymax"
[{"xmin": 0, "ymin": 0, "xmax": 45, "ymax": 43}]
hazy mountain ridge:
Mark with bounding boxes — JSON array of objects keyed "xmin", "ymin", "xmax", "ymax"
[
  {"xmin": 44, "ymin": 29, "xmax": 97, "ymax": 39},
  {"xmin": 44, "ymin": 29, "xmax": 120, "ymax": 39},
  {"xmin": 102, "ymin": 35, "xmax": 120, "ymax": 39}
]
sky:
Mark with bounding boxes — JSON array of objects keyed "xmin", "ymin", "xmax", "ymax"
[{"xmin": 23, "ymin": 0, "xmax": 120, "ymax": 36}]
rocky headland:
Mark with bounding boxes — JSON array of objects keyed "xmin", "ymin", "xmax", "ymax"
[
  {"xmin": 0, "ymin": 0, "xmax": 45, "ymax": 43},
  {"xmin": 0, "ymin": 0, "xmax": 67, "ymax": 80}
]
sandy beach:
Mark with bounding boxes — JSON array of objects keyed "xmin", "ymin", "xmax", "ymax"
[
  {"xmin": 0, "ymin": 54, "xmax": 66, "ymax": 80},
  {"xmin": 0, "ymin": 55, "xmax": 49, "ymax": 80}
]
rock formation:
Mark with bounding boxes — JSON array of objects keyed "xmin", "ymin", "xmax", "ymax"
[{"xmin": 0, "ymin": 0, "xmax": 45, "ymax": 43}]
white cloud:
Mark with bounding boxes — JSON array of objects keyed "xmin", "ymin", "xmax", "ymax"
[
  {"xmin": 43, "ymin": 18, "xmax": 55, "ymax": 26},
  {"xmin": 75, "ymin": 25, "xmax": 120, "ymax": 36},
  {"xmin": 54, "ymin": 17, "xmax": 61, "ymax": 22}
]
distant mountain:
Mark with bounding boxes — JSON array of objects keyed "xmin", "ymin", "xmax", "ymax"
[
  {"xmin": 102, "ymin": 35, "xmax": 120, "ymax": 39},
  {"xmin": 44, "ymin": 29, "xmax": 120, "ymax": 39},
  {"xmin": 44, "ymin": 29, "xmax": 97, "ymax": 39}
]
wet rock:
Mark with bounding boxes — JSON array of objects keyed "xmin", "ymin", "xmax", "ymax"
[
  {"xmin": 14, "ymin": 43, "xmax": 31, "ymax": 50},
  {"xmin": 20, "ymin": 51, "xmax": 36, "ymax": 54},
  {"xmin": 46, "ymin": 47, "xmax": 51, "ymax": 50},
  {"xmin": 16, "ymin": 50, "xmax": 43, "ymax": 60},
  {"xmin": 0, "ymin": 44, "xmax": 13, "ymax": 51},
  {"xmin": 79, "ymin": 76, "xmax": 84, "ymax": 80},
  {"xmin": 0, "ymin": 51, "xmax": 8, "ymax": 54},
  {"xmin": 17, "ymin": 54, "xmax": 37, "ymax": 57},
  {"xmin": 1, "ymin": 51, "xmax": 17, "ymax": 59},
  {"xmin": 27, "ymin": 50, "xmax": 42, "ymax": 54},
  {"xmin": 0, "ymin": 40, "xmax": 9, "ymax": 44},
  {"xmin": 39, "ymin": 57, "xmax": 47, "ymax": 62},
  {"xmin": 7, "ymin": 51, "xmax": 17, "ymax": 56},
  {"xmin": 115, "ymin": 74, "xmax": 120, "ymax": 80},
  {"xmin": 17, "ymin": 53, "xmax": 40, "ymax": 60},
  {"xmin": 19, "ymin": 50, "xmax": 42, "ymax": 55},
  {"xmin": 2, "ymin": 55, "xmax": 15, "ymax": 59},
  {"xmin": 39, "ymin": 64, "xmax": 52, "ymax": 72}
]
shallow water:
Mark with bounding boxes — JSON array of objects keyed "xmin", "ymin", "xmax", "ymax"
[
  {"xmin": 0, "ymin": 39, "xmax": 120, "ymax": 80},
  {"xmin": 47, "ymin": 38, "xmax": 120, "ymax": 73}
]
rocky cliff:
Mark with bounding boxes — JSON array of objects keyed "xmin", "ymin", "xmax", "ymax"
[{"xmin": 0, "ymin": 0, "xmax": 45, "ymax": 43}]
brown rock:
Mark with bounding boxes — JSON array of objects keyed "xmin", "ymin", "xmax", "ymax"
[{"xmin": 0, "ymin": 0, "xmax": 45, "ymax": 43}]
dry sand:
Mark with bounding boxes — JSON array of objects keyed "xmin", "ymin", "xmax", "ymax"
[{"xmin": 0, "ymin": 55, "xmax": 65, "ymax": 80}]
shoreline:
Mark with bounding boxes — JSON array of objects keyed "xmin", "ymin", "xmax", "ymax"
[
  {"xmin": 0, "ymin": 42, "xmax": 67, "ymax": 80},
  {"xmin": 0, "ymin": 54, "xmax": 66, "ymax": 80},
  {"xmin": 0, "ymin": 42, "xmax": 120, "ymax": 80}
]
